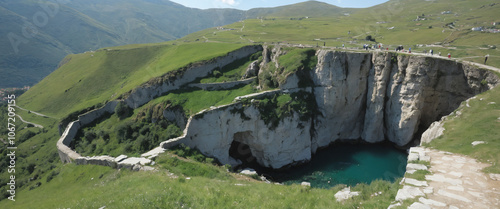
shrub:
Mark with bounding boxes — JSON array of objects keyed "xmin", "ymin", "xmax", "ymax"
[
  {"xmin": 365, "ymin": 35, "xmax": 376, "ymax": 42},
  {"xmin": 115, "ymin": 101, "xmax": 131, "ymax": 119},
  {"xmin": 213, "ymin": 70, "xmax": 222, "ymax": 78},
  {"xmin": 19, "ymin": 130, "xmax": 37, "ymax": 143}
]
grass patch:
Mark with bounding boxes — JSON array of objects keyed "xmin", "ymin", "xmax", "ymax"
[
  {"xmin": 0, "ymin": 162, "xmax": 402, "ymax": 208},
  {"xmin": 405, "ymin": 170, "xmax": 431, "ymax": 181},
  {"xmin": 252, "ymin": 91, "xmax": 318, "ymax": 129},
  {"xmin": 408, "ymin": 160, "xmax": 431, "ymax": 167},
  {"xmin": 156, "ymin": 153, "xmax": 229, "ymax": 179},
  {"xmin": 168, "ymin": 144, "xmax": 216, "ymax": 164},
  {"xmin": 153, "ymin": 84, "xmax": 258, "ymax": 117}
]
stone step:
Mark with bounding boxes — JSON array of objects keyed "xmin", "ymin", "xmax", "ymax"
[
  {"xmin": 419, "ymin": 197, "xmax": 447, "ymax": 207},
  {"xmin": 437, "ymin": 189, "xmax": 472, "ymax": 203}
]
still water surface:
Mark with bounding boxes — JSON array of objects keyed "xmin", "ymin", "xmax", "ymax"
[{"xmin": 257, "ymin": 143, "xmax": 408, "ymax": 188}]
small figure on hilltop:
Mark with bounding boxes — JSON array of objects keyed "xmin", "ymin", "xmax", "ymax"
[
  {"xmin": 342, "ymin": 44, "xmax": 345, "ymax": 48},
  {"xmin": 409, "ymin": 47, "xmax": 412, "ymax": 53},
  {"xmin": 430, "ymin": 49, "xmax": 434, "ymax": 55},
  {"xmin": 448, "ymin": 53, "xmax": 451, "ymax": 59},
  {"xmin": 485, "ymin": 54, "xmax": 490, "ymax": 64}
]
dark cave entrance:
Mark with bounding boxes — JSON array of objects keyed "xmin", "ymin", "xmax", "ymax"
[{"xmin": 229, "ymin": 131, "xmax": 257, "ymax": 167}]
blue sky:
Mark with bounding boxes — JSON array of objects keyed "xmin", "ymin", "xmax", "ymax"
[{"xmin": 169, "ymin": 0, "xmax": 390, "ymax": 10}]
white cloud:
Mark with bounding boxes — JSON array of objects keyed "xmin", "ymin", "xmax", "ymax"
[{"xmin": 218, "ymin": 0, "xmax": 236, "ymax": 6}]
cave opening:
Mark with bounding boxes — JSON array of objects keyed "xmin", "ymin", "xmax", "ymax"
[{"xmin": 229, "ymin": 131, "xmax": 258, "ymax": 168}]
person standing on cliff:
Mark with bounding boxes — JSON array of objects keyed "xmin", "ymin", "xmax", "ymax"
[
  {"xmin": 485, "ymin": 54, "xmax": 490, "ymax": 64},
  {"xmin": 448, "ymin": 53, "xmax": 451, "ymax": 59}
]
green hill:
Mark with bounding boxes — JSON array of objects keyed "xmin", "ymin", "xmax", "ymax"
[
  {"xmin": 18, "ymin": 42, "xmax": 247, "ymax": 119},
  {"xmin": 1, "ymin": 0, "xmax": 500, "ymax": 207},
  {"xmin": 182, "ymin": 0, "xmax": 500, "ymax": 68}
]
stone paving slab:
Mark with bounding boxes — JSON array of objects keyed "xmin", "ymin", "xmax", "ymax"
[
  {"xmin": 437, "ymin": 189, "xmax": 472, "ymax": 203},
  {"xmin": 395, "ymin": 185, "xmax": 425, "ymax": 201},
  {"xmin": 408, "ymin": 202, "xmax": 431, "ymax": 209},
  {"xmin": 418, "ymin": 197, "xmax": 446, "ymax": 207},
  {"xmin": 407, "ymin": 163, "xmax": 428, "ymax": 171},
  {"xmin": 390, "ymin": 147, "xmax": 500, "ymax": 208},
  {"xmin": 405, "ymin": 178, "xmax": 429, "ymax": 187}
]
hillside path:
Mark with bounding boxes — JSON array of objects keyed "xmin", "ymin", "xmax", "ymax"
[
  {"xmin": 15, "ymin": 105, "xmax": 56, "ymax": 119},
  {"xmin": 422, "ymin": 149, "xmax": 500, "ymax": 209},
  {"xmin": 392, "ymin": 147, "xmax": 500, "ymax": 209},
  {"xmin": 16, "ymin": 115, "xmax": 43, "ymax": 128},
  {"xmin": 375, "ymin": 49, "xmax": 500, "ymax": 74}
]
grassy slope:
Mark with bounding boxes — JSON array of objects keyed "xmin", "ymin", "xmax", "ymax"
[
  {"xmin": 181, "ymin": 0, "xmax": 500, "ymax": 68},
  {"xmin": 18, "ymin": 42, "xmax": 247, "ymax": 118},
  {"xmin": 426, "ymin": 85, "xmax": 500, "ymax": 173},
  {"xmin": 0, "ymin": 162, "xmax": 401, "ymax": 209}
]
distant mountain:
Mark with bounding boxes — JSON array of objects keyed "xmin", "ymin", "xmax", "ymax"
[
  {"xmin": 246, "ymin": 1, "xmax": 352, "ymax": 18},
  {"xmin": 0, "ymin": 0, "xmax": 246, "ymax": 88}
]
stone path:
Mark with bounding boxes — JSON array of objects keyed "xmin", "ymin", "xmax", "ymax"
[
  {"xmin": 390, "ymin": 147, "xmax": 500, "ymax": 209},
  {"xmin": 15, "ymin": 105, "xmax": 56, "ymax": 119},
  {"xmin": 16, "ymin": 115, "xmax": 44, "ymax": 128}
]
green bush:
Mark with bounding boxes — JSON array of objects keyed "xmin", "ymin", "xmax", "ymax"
[
  {"xmin": 19, "ymin": 130, "xmax": 37, "ymax": 143},
  {"xmin": 115, "ymin": 101, "xmax": 131, "ymax": 119}
]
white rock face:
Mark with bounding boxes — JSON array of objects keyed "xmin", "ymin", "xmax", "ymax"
[
  {"xmin": 177, "ymin": 104, "xmax": 312, "ymax": 169},
  {"xmin": 157, "ymin": 50, "xmax": 499, "ymax": 169},
  {"xmin": 313, "ymin": 51, "xmax": 372, "ymax": 148},
  {"xmin": 312, "ymin": 51, "xmax": 498, "ymax": 146}
]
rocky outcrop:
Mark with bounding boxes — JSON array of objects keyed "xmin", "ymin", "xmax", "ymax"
[
  {"xmin": 313, "ymin": 51, "xmax": 499, "ymax": 147},
  {"xmin": 242, "ymin": 60, "xmax": 260, "ymax": 79},
  {"xmin": 313, "ymin": 51, "xmax": 373, "ymax": 149},
  {"xmin": 160, "ymin": 50, "xmax": 499, "ymax": 169}
]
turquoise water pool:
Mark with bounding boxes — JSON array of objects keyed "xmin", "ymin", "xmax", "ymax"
[{"xmin": 259, "ymin": 143, "xmax": 407, "ymax": 188}]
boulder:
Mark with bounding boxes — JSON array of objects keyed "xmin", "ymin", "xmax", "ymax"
[{"xmin": 334, "ymin": 187, "xmax": 360, "ymax": 201}]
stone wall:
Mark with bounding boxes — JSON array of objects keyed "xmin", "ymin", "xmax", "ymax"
[
  {"xmin": 56, "ymin": 45, "xmax": 264, "ymax": 167},
  {"xmin": 57, "ymin": 101, "xmax": 118, "ymax": 164}
]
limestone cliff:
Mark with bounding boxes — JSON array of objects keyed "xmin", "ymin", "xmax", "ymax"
[
  {"xmin": 313, "ymin": 51, "xmax": 497, "ymax": 147},
  {"xmin": 162, "ymin": 49, "xmax": 499, "ymax": 169}
]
